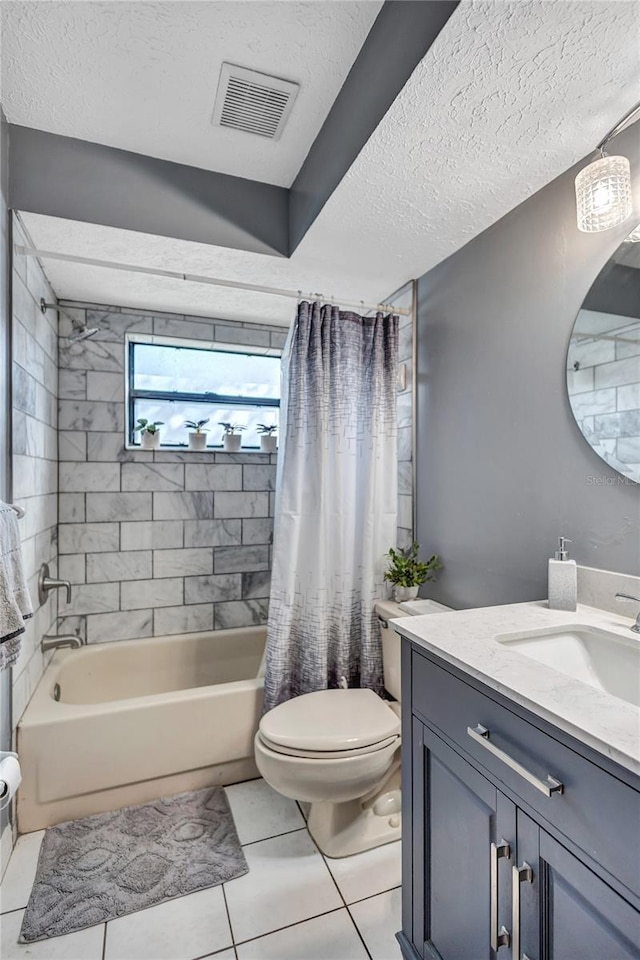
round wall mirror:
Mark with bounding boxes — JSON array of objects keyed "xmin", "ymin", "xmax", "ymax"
[{"xmin": 567, "ymin": 235, "xmax": 640, "ymax": 484}]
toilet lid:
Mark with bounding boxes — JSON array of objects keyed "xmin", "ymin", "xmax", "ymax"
[{"xmin": 259, "ymin": 688, "xmax": 400, "ymax": 752}]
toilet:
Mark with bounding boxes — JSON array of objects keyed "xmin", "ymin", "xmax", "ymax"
[{"xmin": 254, "ymin": 600, "xmax": 411, "ymax": 858}]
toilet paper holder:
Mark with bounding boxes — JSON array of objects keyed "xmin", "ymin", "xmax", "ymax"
[{"xmin": 0, "ymin": 751, "xmax": 19, "ymax": 801}]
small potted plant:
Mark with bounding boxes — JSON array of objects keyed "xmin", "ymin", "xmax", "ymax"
[
  {"xmin": 185, "ymin": 418, "xmax": 209, "ymax": 451},
  {"xmin": 135, "ymin": 418, "xmax": 164, "ymax": 450},
  {"xmin": 383, "ymin": 542, "xmax": 442, "ymax": 602},
  {"xmin": 256, "ymin": 423, "xmax": 278, "ymax": 453},
  {"xmin": 219, "ymin": 422, "xmax": 245, "ymax": 452}
]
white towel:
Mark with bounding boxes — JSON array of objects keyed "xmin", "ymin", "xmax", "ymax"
[{"xmin": 0, "ymin": 501, "xmax": 33, "ymax": 671}]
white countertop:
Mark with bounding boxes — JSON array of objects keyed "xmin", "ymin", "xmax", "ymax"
[{"xmin": 392, "ymin": 600, "xmax": 640, "ymax": 777}]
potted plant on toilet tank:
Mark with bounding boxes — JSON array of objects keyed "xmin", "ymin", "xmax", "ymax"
[
  {"xmin": 135, "ymin": 418, "xmax": 164, "ymax": 450},
  {"xmin": 256, "ymin": 423, "xmax": 277, "ymax": 453},
  {"xmin": 185, "ymin": 418, "xmax": 209, "ymax": 451},
  {"xmin": 219, "ymin": 422, "xmax": 245, "ymax": 452},
  {"xmin": 384, "ymin": 542, "xmax": 442, "ymax": 602}
]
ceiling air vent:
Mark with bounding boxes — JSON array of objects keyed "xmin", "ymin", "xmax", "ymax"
[{"xmin": 212, "ymin": 63, "xmax": 299, "ymax": 141}]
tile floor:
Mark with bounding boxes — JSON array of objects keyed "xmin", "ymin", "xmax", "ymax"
[{"xmin": 0, "ymin": 778, "xmax": 402, "ymax": 960}]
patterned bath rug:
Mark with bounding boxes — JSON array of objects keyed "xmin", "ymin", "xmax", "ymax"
[{"xmin": 19, "ymin": 785, "xmax": 248, "ymax": 942}]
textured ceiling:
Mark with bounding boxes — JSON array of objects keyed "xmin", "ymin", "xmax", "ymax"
[
  {"xmin": 17, "ymin": 0, "xmax": 640, "ymax": 325},
  {"xmin": 1, "ymin": 0, "xmax": 381, "ymax": 187}
]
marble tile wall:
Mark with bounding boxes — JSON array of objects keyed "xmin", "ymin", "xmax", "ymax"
[
  {"xmin": 10, "ymin": 215, "xmax": 59, "ymax": 734},
  {"xmin": 57, "ymin": 301, "xmax": 287, "ymax": 643}
]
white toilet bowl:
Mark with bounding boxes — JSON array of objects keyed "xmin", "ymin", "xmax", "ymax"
[
  {"xmin": 254, "ymin": 687, "xmax": 401, "ymax": 857},
  {"xmin": 254, "ymin": 599, "xmax": 454, "ymax": 857}
]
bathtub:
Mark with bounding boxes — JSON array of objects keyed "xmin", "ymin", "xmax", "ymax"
[{"xmin": 17, "ymin": 626, "xmax": 265, "ymax": 832}]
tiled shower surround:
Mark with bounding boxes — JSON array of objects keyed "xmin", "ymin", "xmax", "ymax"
[
  {"xmin": 11, "ymin": 217, "xmax": 58, "ymax": 731},
  {"xmin": 57, "ymin": 302, "xmax": 287, "ymax": 643}
]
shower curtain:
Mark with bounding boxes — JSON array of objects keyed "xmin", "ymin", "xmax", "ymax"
[{"xmin": 263, "ymin": 300, "xmax": 398, "ymax": 712}]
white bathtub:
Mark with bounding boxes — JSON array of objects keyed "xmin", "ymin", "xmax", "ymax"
[{"xmin": 17, "ymin": 627, "xmax": 265, "ymax": 832}]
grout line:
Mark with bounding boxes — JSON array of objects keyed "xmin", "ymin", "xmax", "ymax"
[
  {"xmin": 221, "ymin": 878, "xmax": 235, "ymax": 946},
  {"xmin": 239, "ymin": 825, "xmax": 307, "ymax": 849},
  {"xmin": 231, "ymin": 906, "xmax": 347, "ymax": 950},
  {"xmin": 0, "ymin": 905, "xmax": 28, "ymax": 917},
  {"xmin": 344, "ymin": 882, "xmax": 402, "ymax": 908},
  {"xmin": 345, "ymin": 901, "xmax": 374, "ymax": 960},
  {"xmin": 193, "ymin": 947, "xmax": 237, "ymax": 960},
  {"xmin": 101, "ymin": 921, "xmax": 108, "ymax": 960}
]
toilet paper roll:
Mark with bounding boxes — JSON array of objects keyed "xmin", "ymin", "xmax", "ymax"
[{"xmin": 0, "ymin": 755, "xmax": 22, "ymax": 810}]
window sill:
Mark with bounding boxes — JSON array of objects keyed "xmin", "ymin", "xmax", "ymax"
[{"xmin": 123, "ymin": 444, "xmax": 277, "ymax": 462}]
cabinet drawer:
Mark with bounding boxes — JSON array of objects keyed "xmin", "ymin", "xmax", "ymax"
[{"xmin": 412, "ymin": 650, "xmax": 640, "ymax": 900}]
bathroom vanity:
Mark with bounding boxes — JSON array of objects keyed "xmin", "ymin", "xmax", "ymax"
[{"xmin": 394, "ymin": 602, "xmax": 640, "ymax": 960}]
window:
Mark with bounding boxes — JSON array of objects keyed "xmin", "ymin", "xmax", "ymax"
[{"xmin": 127, "ymin": 335, "xmax": 281, "ymax": 448}]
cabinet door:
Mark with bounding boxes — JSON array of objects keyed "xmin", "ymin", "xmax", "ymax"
[
  {"xmin": 421, "ymin": 724, "xmax": 515, "ymax": 960},
  {"xmin": 539, "ymin": 831, "xmax": 640, "ymax": 960}
]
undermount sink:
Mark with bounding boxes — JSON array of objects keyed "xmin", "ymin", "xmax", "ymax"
[{"xmin": 494, "ymin": 625, "xmax": 640, "ymax": 708}]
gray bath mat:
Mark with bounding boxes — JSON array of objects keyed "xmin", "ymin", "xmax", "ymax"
[{"xmin": 20, "ymin": 786, "xmax": 248, "ymax": 942}]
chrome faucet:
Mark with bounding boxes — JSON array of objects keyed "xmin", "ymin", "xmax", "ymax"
[
  {"xmin": 38, "ymin": 563, "xmax": 72, "ymax": 606},
  {"xmin": 41, "ymin": 634, "xmax": 85, "ymax": 652},
  {"xmin": 615, "ymin": 593, "xmax": 640, "ymax": 634}
]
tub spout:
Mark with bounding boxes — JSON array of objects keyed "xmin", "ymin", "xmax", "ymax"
[{"xmin": 41, "ymin": 634, "xmax": 85, "ymax": 652}]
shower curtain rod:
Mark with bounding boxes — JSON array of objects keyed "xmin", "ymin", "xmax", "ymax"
[{"xmin": 15, "ymin": 245, "xmax": 412, "ymax": 316}]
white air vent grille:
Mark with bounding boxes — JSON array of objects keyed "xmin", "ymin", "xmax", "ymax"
[{"xmin": 212, "ymin": 64, "xmax": 299, "ymax": 141}]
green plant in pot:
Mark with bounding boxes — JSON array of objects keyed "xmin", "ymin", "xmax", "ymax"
[
  {"xmin": 135, "ymin": 418, "xmax": 164, "ymax": 450},
  {"xmin": 384, "ymin": 542, "xmax": 442, "ymax": 602},
  {"xmin": 219, "ymin": 422, "xmax": 245, "ymax": 453},
  {"xmin": 185, "ymin": 418, "xmax": 209, "ymax": 451},
  {"xmin": 256, "ymin": 423, "xmax": 278, "ymax": 453}
]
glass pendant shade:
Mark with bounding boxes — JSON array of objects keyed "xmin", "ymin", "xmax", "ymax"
[
  {"xmin": 575, "ymin": 155, "xmax": 632, "ymax": 232},
  {"xmin": 625, "ymin": 222, "xmax": 640, "ymax": 242}
]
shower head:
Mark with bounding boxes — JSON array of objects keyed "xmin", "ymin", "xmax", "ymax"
[
  {"xmin": 40, "ymin": 298, "xmax": 99, "ymax": 342},
  {"xmin": 68, "ymin": 326, "xmax": 99, "ymax": 342}
]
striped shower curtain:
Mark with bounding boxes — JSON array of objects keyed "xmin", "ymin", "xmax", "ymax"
[{"xmin": 263, "ymin": 300, "xmax": 398, "ymax": 712}]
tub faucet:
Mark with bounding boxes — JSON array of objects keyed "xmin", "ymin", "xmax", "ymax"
[
  {"xmin": 41, "ymin": 634, "xmax": 85, "ymax": 652},
  {"xmin": 615, "ymin": 593, "xmax": 640, "ymax": 634},
  {"xmin": 38, "ymin": 563, "xmax": 71, "ymax": 606}
]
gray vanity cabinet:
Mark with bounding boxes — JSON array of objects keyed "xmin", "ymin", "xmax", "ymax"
[
  {"xmin": 414, "ymin": 721, "xmax": 516, "ymax": 959},
  {"xmin": 399, "ymin": 639, "xmax": 640, "ymax": 960}
]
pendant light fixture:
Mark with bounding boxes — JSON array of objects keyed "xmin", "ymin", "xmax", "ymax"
[
  {"xmin": 624, "ymin": 222, "xmax": 640, "ymax": 242},
  {"xmin": 575, "ymin": 99, "xmax": 640, "ymax": 233}
]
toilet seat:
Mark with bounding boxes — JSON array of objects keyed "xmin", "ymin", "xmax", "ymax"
[
  {"xmin": 258, "ymin": 688, "xmax": 400, "ymax": 755},
  {"xmin": 257, "ymin": 731, "xmax": 399, "ymax": 760}
]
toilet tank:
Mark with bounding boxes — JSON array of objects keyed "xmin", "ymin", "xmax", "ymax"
[
  {"xmin": 374, "ymin": 600, "xmax": 411, "ymax": 702},
  {"xmin": 374, "ymin": 598, "xmax": 453, "ymax": 701}
]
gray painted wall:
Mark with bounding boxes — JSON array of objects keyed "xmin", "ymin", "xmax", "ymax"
[
  {"xmin": 416, "ymin": 123, "xmax": 640, "ymax": 609},
  {"xmin": 9, "ymin": 127, "xmax": 289, "ymax": 257}
]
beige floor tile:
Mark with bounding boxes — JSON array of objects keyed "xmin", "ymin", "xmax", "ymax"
[
  {"xmin": 350, "ymin": 888, "xmax": 403, "ymax": 960},
  {"xmin": 236, "ymin": 909, "xmax": 368, "ymax": 960},
  {"xmin": 104, "ymin": 887, "xmax": 232, "ymax": 960},
  {"xmin": 324, "ymin": 840, "xmax": 401, "ymax": 904},
  {"xmin": 224, "ymin": 830, "xmax": 341, "ymax": 943},
  {"xmin": 225, "ymin": 779, "xmax": 304, "ymax": 845},
  {"xmin": 0, "ymin": 832, "xmax": 45, "ymax": 915},
  {"xmin": 0, "ymin": 909, "xmax": 104, "ymax": 960}
]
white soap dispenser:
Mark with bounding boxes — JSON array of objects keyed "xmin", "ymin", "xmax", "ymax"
[{"xmin": 548, "ymin": 537, "xmax": 577, "ymax": 611}]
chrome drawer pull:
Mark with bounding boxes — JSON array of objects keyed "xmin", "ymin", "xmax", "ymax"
[
  {"xmin": 467, "ymin": 725, "xmax": 564, "ymax": 797},
  {"xmin": 512, "ymin": 862, "xmax": 533, "ymax": 960},
  {"xmin": 490, "ymin": 839, "xmax": 511, "ymax": 951}
]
